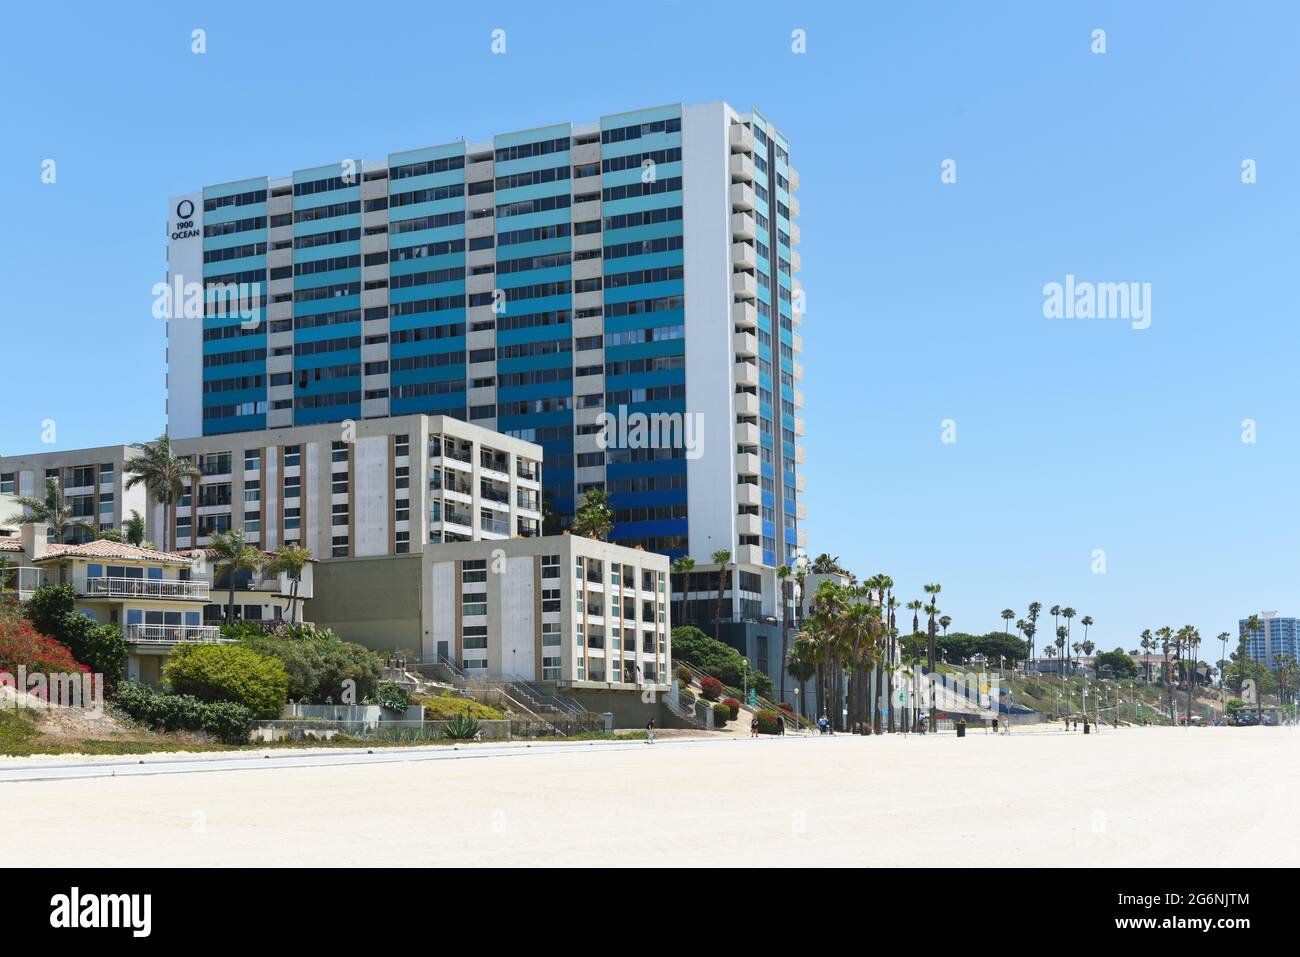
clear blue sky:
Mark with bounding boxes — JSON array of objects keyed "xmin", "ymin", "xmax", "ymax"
[{"xmin": 3, "ymin": 2, "xmax": 1296, "ymax": 656}]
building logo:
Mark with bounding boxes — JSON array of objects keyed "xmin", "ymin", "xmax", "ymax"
[{"xmin": 170, "ymin": 197, "xmax": 200, "ymax": 241}]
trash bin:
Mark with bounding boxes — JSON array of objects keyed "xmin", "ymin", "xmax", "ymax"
[
  {"xmin": 956, "ymin": 722, "xmax": 966, "ymax": 738},
  {"xmin": 1083, "ymin": 722, "xmax": 1090, "ymax": 735}
]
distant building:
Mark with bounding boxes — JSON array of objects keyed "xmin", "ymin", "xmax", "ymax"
[
  {"xmin": 1238, "ymin": 611, "xmax": 1298, "ymax": 670},
  {"xmin": 0, "ymin": 446, "xmax": 150, "ymax": 544}
]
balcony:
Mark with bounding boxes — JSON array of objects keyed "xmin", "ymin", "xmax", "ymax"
[
  {"xmin": 731, "ymin": 272, "xmax": 756, "ymax": 299},
  {"xmin": 792, "ymin": 387, "xmax": 805, "ymax": 409},
  {"xmin": 789, "ymin": 222, "xmax": 801, "ymax": 245},
  {"xmin": 480, "ymin": 515, "xmax": 510, "ymax": 537},
  {"xmin": 788, "ymin": 195, "xmax": 801, "ymax": 218},
  {"xmin": 788, "ymin": 166, "xmax": 800, "ymax": 191},
  {"xmin": 735, "ymin": 422, "xmax": 760, "ymax": 446},
  {"xmin": 734, "ymin": 360, "xmax": 758, "ymax": 387},
  {"xmin": 733, "ymin": 330, "xmax": 758, "ymax": 359},
  {"xmin": 77, "ymin": 577, "xmax": 210, "ymax": 602},
  {"xmin": 732, "ymin": 300, "xmax": 757, "ymax": 330},
  {"xmin": 737, "ymin": 513, "xmax": 762, "ymax": 536},
  {"xmin": 0, "ymin": 566, "xmax": 44, "ymax": 600},
  {"xmin": 734, "ymin": 391, "xmax": 759, "ymax": 417},
  {"xmin": 731, "ymin": 241, "xmax": 756, "ymax": 270},
  {"xmin": 735, "ymin": 452, "xmax": 761, "ymax": 476},
  {"xmin": 729, "ymin": 154, "xmax": 754, "ymax": 182},
  {"xmin": 736, "ymin": 482, "xmax": 762, "ymax": 507},
  {"xmin": 729, "ymin": 183, "xmax": 755, "ymax": 211},
  {"xmin": 731, "ymin": 212, "xmax": 755, "ymax": 241},
  {"xmin": 125, "ymin": 623, "xmax": 226, "ymax": 645},
  {"xmin": 793, "ymin": 416, "xmax": 805, "ymax": 436},
  {"xmin": 729, "ymin": 124, "xmax": 754, "ymax": 153}
]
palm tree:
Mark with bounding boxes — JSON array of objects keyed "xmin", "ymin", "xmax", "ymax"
[
  {"xmin": 1061, "ymin": 608, "xmax": 1077, "ymax": 670},
  {"xmin": 263, "ymin": 544, "xmax": 312, "ymax": 623},
  {"xmin": 3, "ymin": 477, "xmax": 96, "ymax": 543},
  {"xmin": 809, "ymin": 553, "xmax": 843, "ymax": 575},
  {"xmin": 786, "ymin": 632, "xmax": 817, "ymax": 719},
  {"xmin": 1139, "ymin": 629, "xmax": 1154, "ymax": 683},
  {"xmin": 570, "ymin": 488, "xmax": 614, "ymax": 541},
  {"xmin": 1022, "ymin": 621, "xmax": 1036, "ymax": 670},
  {"xmin": 1027, "ymin": 602, "xmax": 1043, "ymax": 662},
  {"xmin": 210, "ymin": 529, "xmax": 263, "ymax": 626},
  {"xmin": 1156, "ymin": 626, "xmax": 1174, "ymax": 718},
  {"xmin": 1081, "ymin": 615, "xmax": 1094, "ymax": 646},
  {"xmin": 1000, "ymin": 608, "xmax": 1015, "ymax": 634},
  {"xmin": 710, "ymin": 548, "xmax": 731, "ymax": 642},
  {"xmin": 125, "ymin": 435, "xmax": 200, "ymax": 553},
  {"xmin": 671, "ymin": 556, "xmax": 695, "ymax": 628},
  {"xmin": 1241, "ymin": 614, "xmax": 1263, "ymax": 723},
  {"xmin": 122, "ymin": 510, "xmax": 146, "ymax": 547},
  {"xmin": 923, "ymin": 582, "xmax": 942, "ymax": 731},
  {"xmin": 906, "ymin": 599, "xmax": 923, "ymax": 636},
  {"xmin": 1050, "ymin": 605, "xmax": 1061, "ymax": 648},
  {"xmin": 939, "ymin": 615, "xmax": 951, "ymax": 636}
]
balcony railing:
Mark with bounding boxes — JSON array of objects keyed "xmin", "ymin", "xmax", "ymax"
[
  {"xmin": 481, "ymin": 516, "xmax": 510, "ymax": 536},
  {"xmin": 77, "ymin": 577, "xmax": 210, "ymax": 601},
  {"xmin": 125, "ymin": 623, "xmax": 226, "ymax": 645}
]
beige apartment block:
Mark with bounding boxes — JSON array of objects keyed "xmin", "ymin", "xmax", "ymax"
[
  {"xmin": 0, "ymin": 445, "xmax": 149, "ymax": 542},
  {"xmin": 166, "ymin": 414, "xmax": 542, "ymax": 559}
]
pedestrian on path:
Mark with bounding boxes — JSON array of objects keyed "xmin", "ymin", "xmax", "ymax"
[
  {"xmin": 645, "ymin": 718, "xmax": 655, "ymax": 745},
  {"xmin": 751, "ymin": 716, "xmax": 759, "ymax": 737}
]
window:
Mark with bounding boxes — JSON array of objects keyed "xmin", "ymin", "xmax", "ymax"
[
  {"xmin": 462, "ymin": 591, "xmax": 487, "ymax": 617},
  {"xmin": 462, "ymin": 560, "xmax": 487, "ymax": 584},
  {"xmin": 542, "ymin": 588, "xmax": 561, "ymax": 613}
]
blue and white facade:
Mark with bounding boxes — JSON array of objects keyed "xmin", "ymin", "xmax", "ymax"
[
  {"xmin": 165, "ymin": 101, "xmax": 805, "ymax": 639},
  {"xmin": 1238, "ymin": 612, "xmax": 1299, "ymax": 670}
]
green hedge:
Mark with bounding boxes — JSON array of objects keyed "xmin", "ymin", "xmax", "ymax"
[
  {"xmin": 113, "ymin": 683, "xmax": 253, "ymax": 744},
  {"xmin": 712, "ymin": 702, "xmax": 731, "ymax": 727}
]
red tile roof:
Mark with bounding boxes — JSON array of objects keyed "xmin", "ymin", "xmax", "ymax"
[
  {"xmin": 0, "ymin": 539, "xmax": 23, "ymax": 553},
  {"xmin": 32, "ymin": 539, "xmax": 193, "ymax": 565}
]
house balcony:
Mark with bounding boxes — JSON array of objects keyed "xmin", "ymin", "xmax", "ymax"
[
  {"xmin": 735, "ymin": 452, "xmax": 761, "ymax": 477},
  {"xmin": 735, "ymin": 422, "xmax": 760, "ymax": 446},
  {"xmin": 788, "ymin": 166, "xmax": 800, "ymax": 191},
  {"xmin": 737, "ymin": 513, "xmax": 762, "ymax": 536},
  {"xmin": 735, "ymin": 544, "xmax": 764, "ymax": 566},
  {"xmin": 789, "ymin": 222, "xmax": 801, "ymax": 245},
  {"xmin": 125, "ymin": 623, "xmax": 227, "ymax": 645},
  {"xmin": 788, "ymin": 195, "xmax": 801, "ymax": 218},
  {"xmin": 734, "ymin": 391, "xmax": 759, "ymax": 417},
  {"xmin": 76, "ymin": 577, "xmax": 210, "ymax": 602},
  {"xmin": 736, "ymin": 482, "xmax": 762, "ymax": 507},
  {"xmin": 731, "ymin": 212, "xmax": 756, "ymax": 241}
]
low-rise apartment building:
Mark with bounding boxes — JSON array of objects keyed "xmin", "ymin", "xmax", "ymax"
[
  {"xmin": 165, "ymin": 414, "xmax": 542, "ymax": 557},
  {"xmin": 0, "ymin": 446, "xmax": 149, "ymax": 543}
]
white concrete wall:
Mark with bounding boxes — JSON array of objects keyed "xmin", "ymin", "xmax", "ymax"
[
  {"xmin": 165, "ymin": 191, "xmax": 205, "ymax": 440},
  {"xmin": 682, "ymin": 102, "xmax": 738, "ymax": 564},
  {"xmin": 429, "ymin": 560, "xmax": 456, "ymax": 662},
  {"xmin": 354, "ymin": 436, "xmax": 389, "ymax": 557},
  {"xmin": 500, "ymin": 555, "xmax": 536, "ymax": 678}
]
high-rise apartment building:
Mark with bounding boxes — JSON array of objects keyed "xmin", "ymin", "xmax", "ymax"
[
  {"xmin": 164, "ymin": 102, "xmax": 805, "ymax": 642},
  {"xmin": 1238, "ymin": 611, "xmax": 1299, "ymax": 670}
]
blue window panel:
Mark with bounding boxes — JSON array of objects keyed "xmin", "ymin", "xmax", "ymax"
[
  {"xmin": 204, "ymin": 177, "xmax": 267, "ymax": 200},
  {"xmin": 601, "ymin": 162, "xmax": 682, "ymax": 190},
  {"xmin": 295, "ymin": 377, "xmax": 362, "ymax": 398},
  {"xmin": 602, "ymin": 278, "xmax": 683, "ymax": 305},
  {"xmin": 496, "ymin": 321, "xmax": 571, "ymax": 348},
  {"xmin": 202, "ymin": 229, "xmax": 268, "ymax": 253},
  {"xmin": 388, "ymin": 169, "xmax": 465, "ymax": 195},
  {"xmin": 390, "ymin": 338, "xmax": 465, "ymax": 360},
  {"xmin": 495, "ymin": 265, "xmax": 569, "ymax": 290},
  {"xmin": 293, "ymin": 323, "xmax": 361, "ymax": 347},
  {"xmin": 603, "ymin": 309, "xmax": 684, "ymax": 335},
  {"xmin": 602, "ymin": 250, "xmax": 683, "ymax": 276},
  {"xmin": 202, "ymin": 255, "xmax": 266, "ymax": 278},
  {"xmin": 292, "ymin": 187, "xmax": 361, "ymax": 214},
  {"xmin": 494, "ymin": 207, "xmax": 572, "ymax": 233},
  {"xmin": 497, "ymin": 382, "xmax": 573, "ymax": 404},
  {"xmin": 496, "ymin": 178, "xmax": 571, "ymax": 206},
  {"xmin": 603, "ymin": 220, "xmax": 683, "ymax": 246},
  {"xmin": 391, "ymin": 366, "xmax": 465, "ymax": 388},
  {"xmin": 600, "ymin": 130, "xmax": 681, "ymax": 160},
  {"xmin": 293, "ymin": 240, "xmax": 361, "ymax": 264},
  {"xmin": 389, "ymin": 142, "xmax": 465, "ymax": 167},
  {"xmin": 496, "ymin": 291, "xmax": 570, "ymax": 316},
  {"xmin": 204, "ymin": 201, "xmax": 268, "ymax": 226},
  {"xmin": 205, "ymin": 414, "xmax": 267, "ymax": 435},
  {"xmin": 391, "ymin": 395, "xmax": 467, "ymax": 417},
  {"xmin": 604, "ymin": 340, "xmax": 684, "ymax": 363},
  {"xmin": 389, "ymin": 224, "xmax": 466, "ymax": 249},
  {"xmin": 202, "ymin": 386, "xmax": 265, "ymax": 408},
  {"xmin": 389, "ymin": 310, "xmax": 465, "ymax": 333},
  {"xmin": 294, "ymin": 294, "xmax": 361, "ymax": 318},
  {"xmin": 293, "ymin": 212, "xmax": 363, "ymax": 237},
  {"xmin": 605, "ymin": 458, "xmax": 686, "ymax": 480},
  {"xmin": 496, "ymin": 236, "xmax": 571, "ymax": 260},
  {"xmin": 294, "ymin": 269, "xmax": 361, "ymax": 292},
  {"xmin": 601, "ymin": 191, "xmax": 683, "ymax": 218},
  {"xmin": 387, "ymin": 197, "xmax": 464, "ymax": 223},
  {"xmin": 388, "ymin": 252, "xmax": 464, "ymax": 277},
  {"xmin": 497, "ymin": 352, "xmax": 572, "ymax": 374},
  {"xmin": 612, "ymin": 518, "xmax": 688, "ymax": 540},
  {"xmin": 390, "ymin": 281, "xmax": 465, "ymax": 304},
  {"xmin": 496, "ymin": 410, "xmax": 572, "ymax": 432},
  {"xmin": 604, "ymin": 369, "xmax": 683, "ymax": 393},
  {"xmin": 295, "ymin": 404, "xmax": 360, "ymax": 426}
]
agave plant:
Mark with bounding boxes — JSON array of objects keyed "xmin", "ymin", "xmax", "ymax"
[{"xmin": 442, "ymin": 713, "xmax": 481, "ymax": 741}]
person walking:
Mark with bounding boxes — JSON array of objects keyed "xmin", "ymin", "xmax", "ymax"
[
  {"xmin": 645, "ymin": 718, "xmax": 655, "ymax": 745},
  {"xmin": 750, "ymin": 715, "xmax": 759, "ymax": 737}
]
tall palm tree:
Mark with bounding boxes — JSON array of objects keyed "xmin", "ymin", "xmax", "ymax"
[
  {"xmin": 1080, "ymin": 615, "xmax": 1094, "ymax": 646},
  {"xmin": 263, "ymin": 544, "xmax": 312, "ymax": 623},
  {"xmin": 210, "ymin": 529, "xmax": 263, "ymax": 626},
  {"xmin": 671, "ymin": 556, "xmax": 695, "ymax": 629},
  {"xmin": 939, "ymin": 615, "xmax": 951, "ymax": 636},
  {"xmin": 710, "ymin": 548, "xmax": 731, "ymax": 642},
  {"xmin": 1216, "ymin": 630, "xmax": 1231, "ymax": 715},
  {"xmin": 809, "ymin": 553, "xmax": 843, "ymax": 575},
  {"xmin": 122, "ymin": 510, "xmax": 147, "ymax": 547},
  {"xmin": 786, "ymin": 631, "xmax": 818, "ymax": 720},
  {"xmin": 1000, "ymin": 608, "xmax": 1015, "ymax": 634},
  {"xmin": 1241, "ymin": 613, "xmax": 1263, "ymax": 723},
  {"xmin": 1061, "ymin": 607, "xmax": 1077, "ymax": 670},
  {"xmin": 125, "ymin": 435, "xmax": 200, "ymax": 553},
  {"xmin": 1050, "ymin": 605, "xmax": 1061, "ymax": 648},
  {"xmin": 1027, "ymin": 602, "xmax": 1043, "ymax": 662},
  {"xmin": 906, "ymin": 599, "xmax": 923, "ymax": 636},
  {"xmin": 884, "ymin": 591, "xmax": 899, "ymax": 732},
  {"xmin": 3, "ymin": 477, "xmax": 96, "ymax": 543},
  {"xmin": 1156, "ymin": 626, "xmax": 1174, "ymax": 719},
  {"xmin": 1022, "ymin": 621, "xmax": 1036, "ymax": 670},
  {"xmin": 923, "ymin": 582, "xmax": 942, "ymax": 731}
]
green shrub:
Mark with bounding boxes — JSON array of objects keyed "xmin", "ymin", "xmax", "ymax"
[
  {"xmin": 237, "ymin": 627, "xmax": 381, "ymax": 703},
  {"xmin": 755, "ymin": 708, "xmax": 783, "ymax": 734},
  {"xmin": 671, "ymin": 626, "xmax": 774, "ymax": 698},
  {"xmin": 442, "ymin": 713, "xmax": 481, "ymax": 740},
  {"xmin": 370, "ymin": 680, "xmax": 409, "ymax": 712},
  {"xmin": 712, "ymin": 702, "xmax": 731, "ymax": 727},
  {"xmin": 112, "ymin": 682, "xmax": 252, "ymax": 744},
  {"xmin": 723, "ymin": 697, "xmax": 740, "ymax": 720},
  {"xmin": 414, "ymin": 693, "xmax": 503, "ymax": 720},
  {"xmin": 164, "ymin": 644, "xmax": 288, "ymax": 719}
]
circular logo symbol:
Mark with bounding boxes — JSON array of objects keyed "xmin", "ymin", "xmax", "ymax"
[{"xmin": 177, "ymin": 199, "xmax": 195, "ymax": 219}]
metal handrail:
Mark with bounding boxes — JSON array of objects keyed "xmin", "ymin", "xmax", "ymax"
[
  {"xmin": 78, "ymin": 576, "xmax": 210, "ymax": 601},
  {"xmin": 125, "ymin": 623, "xmax": 226, "ymax": 644}
]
